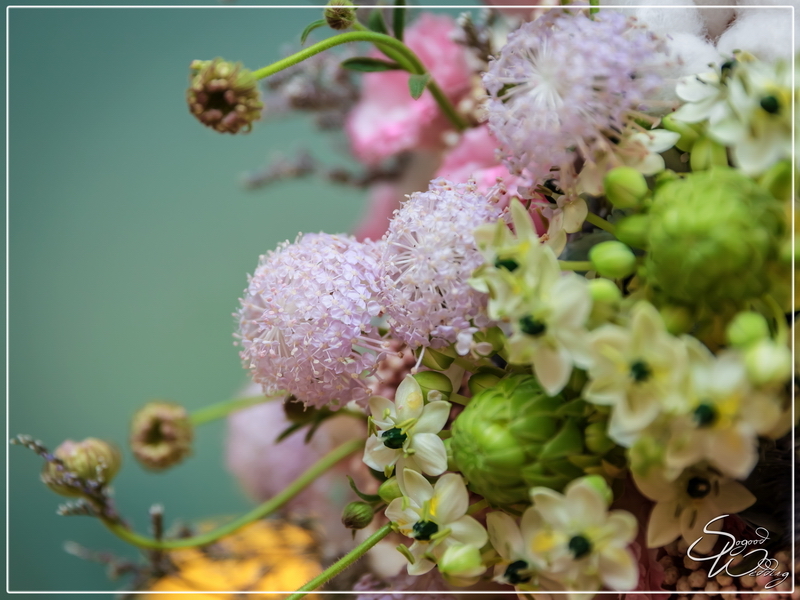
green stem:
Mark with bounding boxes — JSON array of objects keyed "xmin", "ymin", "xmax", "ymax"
[
  {"xmin": 559, "ymin": 260, "xmax": 593, "ymax": 272},
  {"xmin": 589, "ymin": 0, "xmax": 600, "ymax": 15},
  {"xmin": 763, "ymin": 294, "xmax": 789, "ymax": 346},
  {"xmin": 287, "ymin": 523, "xmax": 393, "ymax": 599},
  {"xmin": 351, "ymin": 21, "xmax": 414, "ymax": 72},
  {"xmin": 251, "ymin": 31, "xmax": 467, "ymax": 131},
  {"xmin": 449, "ymin": 393, "xmax": 471, "ymax": 406},
  {"xmin": 100, "ymin": 439, "xmax": 364, "ymax": 550},
  {"xmin": 190, "ymin": 394, "xmax": 281, "ymax": 426},
  {"xmin": 467, "ymin": 499, "xmax": 489, "ymax": 515},
  {"xmin": 585, "ymin": 212, "xmax": 616, "ymax": 235}
]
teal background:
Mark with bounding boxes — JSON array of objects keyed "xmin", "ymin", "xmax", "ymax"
[{"xmin": 6, "ymin": 2, "xmax": 477, "ymax": 595}]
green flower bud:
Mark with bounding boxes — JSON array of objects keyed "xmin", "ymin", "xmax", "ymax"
[
  {"xmin": 468, "ymin": 371, "xmax": 502, "ymax": 396},
  {"xmin": 186, "ymin": 58, "xmax": 262, "ymax": 134},
  {"xmin": 130, "ymin": 401, "xmax": 193, "ymax": 471},
  {"xmin": 378, "ymin": 477, "xmax": 402, "ymax": 503},
  {"xmin": 584, "ymin": 421, "xmax": 615, "ymax": 455},
  {"xmin": 758, "ymin": 160, "xmax": 793, "ymax": 202},
  {"xmin": 603, "ymin": 167, "xmax": 649, "ymax": 209},
  {"xmin": 659, "ymin": 305, "xmax": 693, "ymax": 335},
  {"xmin": 576, "ymin": 474, "xmax": 613, "ymax": 505},
  {"xmin": 628, "ymin": 435, "xmax": 664, "ymax": 479},
  {"xmin": 473, "ymin": 326, "xmax": 506, "ymax": 354},
  {"xmin": 341, "ymin": 501, "xmax": 374, "ymax": 530},
  {"xmin": 420, "ymin": 347, "xmax": 455, "ymax": 371},
  {"xmin": 661, "ymin": 115, "xmax": 701, "ymax": 152},
  {"xmin": 726, "ymin": 311, "xmax": 770, "ymax": 348},
  {"xmin": 645, "ymin": 167, "xmax": 785, "ymax": 305},
  {"xmin": 588, "ymin": 278, "xmax": 622, "ymax": 305},
  {"xmin": 744, "ymin": 339, "xmax": 791, "ymax": 387},
  {"xmin": 412, "ymin": 371, "xmax": 453, "ymax": 401},
  {"xmin": 438, "ymin": 544, "xmax": 486, "ymax": 585},
  {"xmin": 324, "ymin": 0, "xmax": 356, "ymax": 30},
  {"xmin": 615, "ymin": 214, "xmax": 651, "ymax": 250},
  {"xmin": 589, "ymin": 241, "xmax": 637, "ymax": 279},
  {"xmin": 689, "ymin": 136, "xmax": 728, "ymax": 171},
  {"xmin": 451, "ymin": 375, "xmax": 592, "ymax": 508},
  {"xmin": 42, "ymin": 438, "xmax": 122, "ymax": 497}
]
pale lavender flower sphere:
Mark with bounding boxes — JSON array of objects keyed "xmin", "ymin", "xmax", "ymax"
[
  {"xmin": 236, "ymin": 232, "xmax": 385, "ymax": 408},
  {"xmin": 483, "ymin": 10, "xmax": 666, "ymax": 183},
  {"xmin": 380, "ymin": 179, "xmax": 502, "ymax": 350}
]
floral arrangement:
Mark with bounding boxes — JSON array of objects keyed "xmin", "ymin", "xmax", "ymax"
[{"xmin": 11, "ymin": 1, "xmax": 797, "ymax": 598}]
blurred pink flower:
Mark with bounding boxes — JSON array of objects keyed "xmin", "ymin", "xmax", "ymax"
[
  {"xmin": 225, "ymin": 388, "xmax": 371, "ymax": 559},
  {"xmin": 354, "ymin": 183, "xmax": 400, "ymax": 242},
  {"xmin": 481, "ymin": 0, "xmax": 558, "ymax": 18},
  {"xmin": 346, "ymin": 14, "xmax": 473, "ymax": 165}
]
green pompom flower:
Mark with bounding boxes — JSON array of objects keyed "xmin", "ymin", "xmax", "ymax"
[
  {"xmin": 644, "ymin": 167, "xmax": 785, "ymax": 306},
  {"xmin": 450, "ymin": 375, "xmax": 606, "ymax": 508}
]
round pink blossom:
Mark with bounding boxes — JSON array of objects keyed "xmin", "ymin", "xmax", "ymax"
[
  {"xmin": 346, "ymin": 13, "xmax": 473, "ymax": 165},
  {"xmin": 236, "ymin": 232, "xmax": 385, "ymax": 408},
  {"xmin": 354, "ymin": 183, "xmax": 402, "ymax": 242},
  {"xmin": 380, "ymin": 178, "xmax": 502, "ymax": 349}
]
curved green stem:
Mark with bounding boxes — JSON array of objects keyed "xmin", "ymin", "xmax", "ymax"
[
  {"xmin": 100, "ymin": 439, "xmax": 364, "ymax": 550},
  {"xmin": 190, "ymin": 394, "xmax": 282, "ymax": 426},
  {"xmin": 287, "ymin": 523, "xmax": 393, "ymax": 600},
  {"xmin": 351, "ymin": 21, "xmax": 414, "ymax": 72},
  {"xmin": 585, "ymin": 212, "xmax": 616, "ymax": 235},
  {"xmin": 251, "ymin": 31, "xmax": 467, "ymax": 131},
  {"xmin": 559, "ymin": 260, "xmax": 593, "ymax": 271},
  {"xmin": 763, "ymin": 294, "xmax": 789, "ymax": 346}
]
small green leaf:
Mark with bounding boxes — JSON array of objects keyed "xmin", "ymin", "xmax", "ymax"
[
  {"xmin": 408, "ymin": 72, "xmax": 431, "ymax": 100},
  {"xmin": 393, "ymin": 0, "xmax": 406, "ymax": 41},
  {"xmin": 347, "ymin": 475, "xmax": 382, "ymax": 502},
  {"xmin": 341, "ymin": 57, "xmax": 402, "ymax": 72},
  {"xmin": 368, "ymin": 8, "xmax": 388, "ymax": 34},
  {"xmin": 300, "ymin": 19, "xmax": 327, "ymax": 45}
]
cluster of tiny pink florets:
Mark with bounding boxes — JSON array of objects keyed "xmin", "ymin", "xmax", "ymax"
[{"xmin": 236, "ymin": 180, "xmax": 500, "ymax": 408}]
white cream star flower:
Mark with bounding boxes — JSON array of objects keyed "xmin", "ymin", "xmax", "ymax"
[
  {"xmin": 664, "ymin": 339, "xmax": 782, "ymax": 480},
  {"xmin": 386, "ymin": 469, "xmax": 488, "ymax": 575},
  {"xmin": 526, "ymin": 476, "xmax": 639, "ymax": 592},
  {"xmin": 634, "ymin": 464, "xmax": 756, "ymax": 555},
  {"xmin": 363, "ymin": 375, "xmax": 451, "ymax": 478},
  {"xmin": 583, "ymin": 301, "xmax": 688, "ymax": 446}
]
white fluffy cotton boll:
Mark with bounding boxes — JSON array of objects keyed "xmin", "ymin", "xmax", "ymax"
[
  {"xmin": 717, "ymin": 9, "xmax": 795, "ymax": 62},
  {"xmin": 692, "ymin": 0, "xmax": 735, "ymax": 40},
  {"xmin": 625, "ymin": 0, "xmax": 707, "ymax": 37},
  {"xmin": 667, "ymin": 32, "xmax": 724, "ymax": 77}
]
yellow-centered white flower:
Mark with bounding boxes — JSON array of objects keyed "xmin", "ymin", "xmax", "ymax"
[
  {"xmin": 363, "ymin": 375, "xmax": 451, "ymax": 478},
  {"xmin": 386, "ymin": 469, "xmax": 488, "ymax": 576}
]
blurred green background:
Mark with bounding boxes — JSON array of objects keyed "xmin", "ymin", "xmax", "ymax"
[{"xmin": 6, "ymin": 1, "xmax": 477, "ymax": 595}]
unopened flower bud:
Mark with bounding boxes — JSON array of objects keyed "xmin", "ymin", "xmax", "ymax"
[
  {"xmin": 604, "ymin": 167, "xmax": 648, "ymax": 209},
  {"xmin": 42, "ymin": 438, "xmax": 122, "ymax": 497},
  {"xmin": 473, "ymin": 326, "xmax": 505, "ymax": 354},
  {"xmin": 186, "ymin": 58, "xmax": 262, "ymax": 134},
  {"xmin": 689, "ymin": 136, "xmax": 728, "ymax": 171},
  {"xmin": 661, "ymin": 115, "xmax": 700, "ymax": 152},
  {"xmin": 324, "ymin": 0, "xmax": 356, "ymax": 30},
  {"xmin": 412, "ymin": 371, "xmax": 453, "ymax": 401},
  {"xmin": 378, "ymin": 477, "xmax": 402, "ymax": 503},
  {"xmin": 744, "ymin": 340, "xmax": 791, "ymax": 387},
  {"xmin": 584, "ymin": 421, "xmax": 615, "ymax": 455},
  {"xmin": 575, "ymin": 474, "xmax": 613, "ymax": 505},
  {"xmin": 130, "ymin": 401, "xmax": 193, "ymax": 470},
  {"xmin": 758, "ymin": 160, "xmax": 793, "ymax": 202},
  {"xmin": 468, "ymin": 371, "xmax": 502, "ymax": 396},
  {"xmin": 341, "ymin": 501, "xmax": 374, "ymax": 530},
  {"xmin": 589, "ymin": 241, "xmax": 637, "ymax": 279},
  {"xmin": 438, "ymin": 544, "xmax": 486, "ymax": 584},
  {"xmin": 726, "ymin": 312, "xmax": 770, "ymax": 348},
  {"xmin": 420, "ymin": 347, "xmax": 455, "ymax": 371},
  {"xmin": 615, "ymin": 214, "xmax": 650, "ymax": 250},
  {"xmin": 660, "ymin": 305, "xmax": 693, "ymax": 335},
  {"xmin": 588, "ymin": 278, "xmax": 621, "ymax": 305}
]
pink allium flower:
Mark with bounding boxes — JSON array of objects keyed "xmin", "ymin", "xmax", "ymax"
[
  {"xmin": 236, "ymin": 232, "xmax": 385, "ymax": 408},
  {"xmin": 483, "ymin": 11, "xmax": 666, "ymax": 186},
  {"xmin": 346, "ymin": 14, "xmax": 473, "ymax": 165},
  {"xmin": 380, "ymin": 178, "xmax": 502, "ymax": 350},
  {"xmin": 225, "ymin": 389, "xmax": 371, "ymax": 559}
]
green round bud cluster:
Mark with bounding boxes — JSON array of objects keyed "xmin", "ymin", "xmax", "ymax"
[
  {"xmin": 341, "ymin": 501, "xmax": 374, "ymax": 530},
  {"xmin": 689, "ymin": 136, "xmax": 728, "ymax": 171},
  {"xmin": 42, "ymin": 438, "xmax": 122, "ymax": 497},
  {"xmin": 726, "ymin": 311, "xmax": 770, "ymax": 348},
  {"xmin": 186, "ymin": 58, "xmax": 263, "ymax": 134},
  {"xmin": 589, "ymin": 241, "xmax": 637, "ymax": 279},
  {"xmin": 644, "ymin": 167, "xmax": 785, "ymax": 306},
  {"xmin": 450, "ymin": 375, "xmax": 598, "ymax": 508}
]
